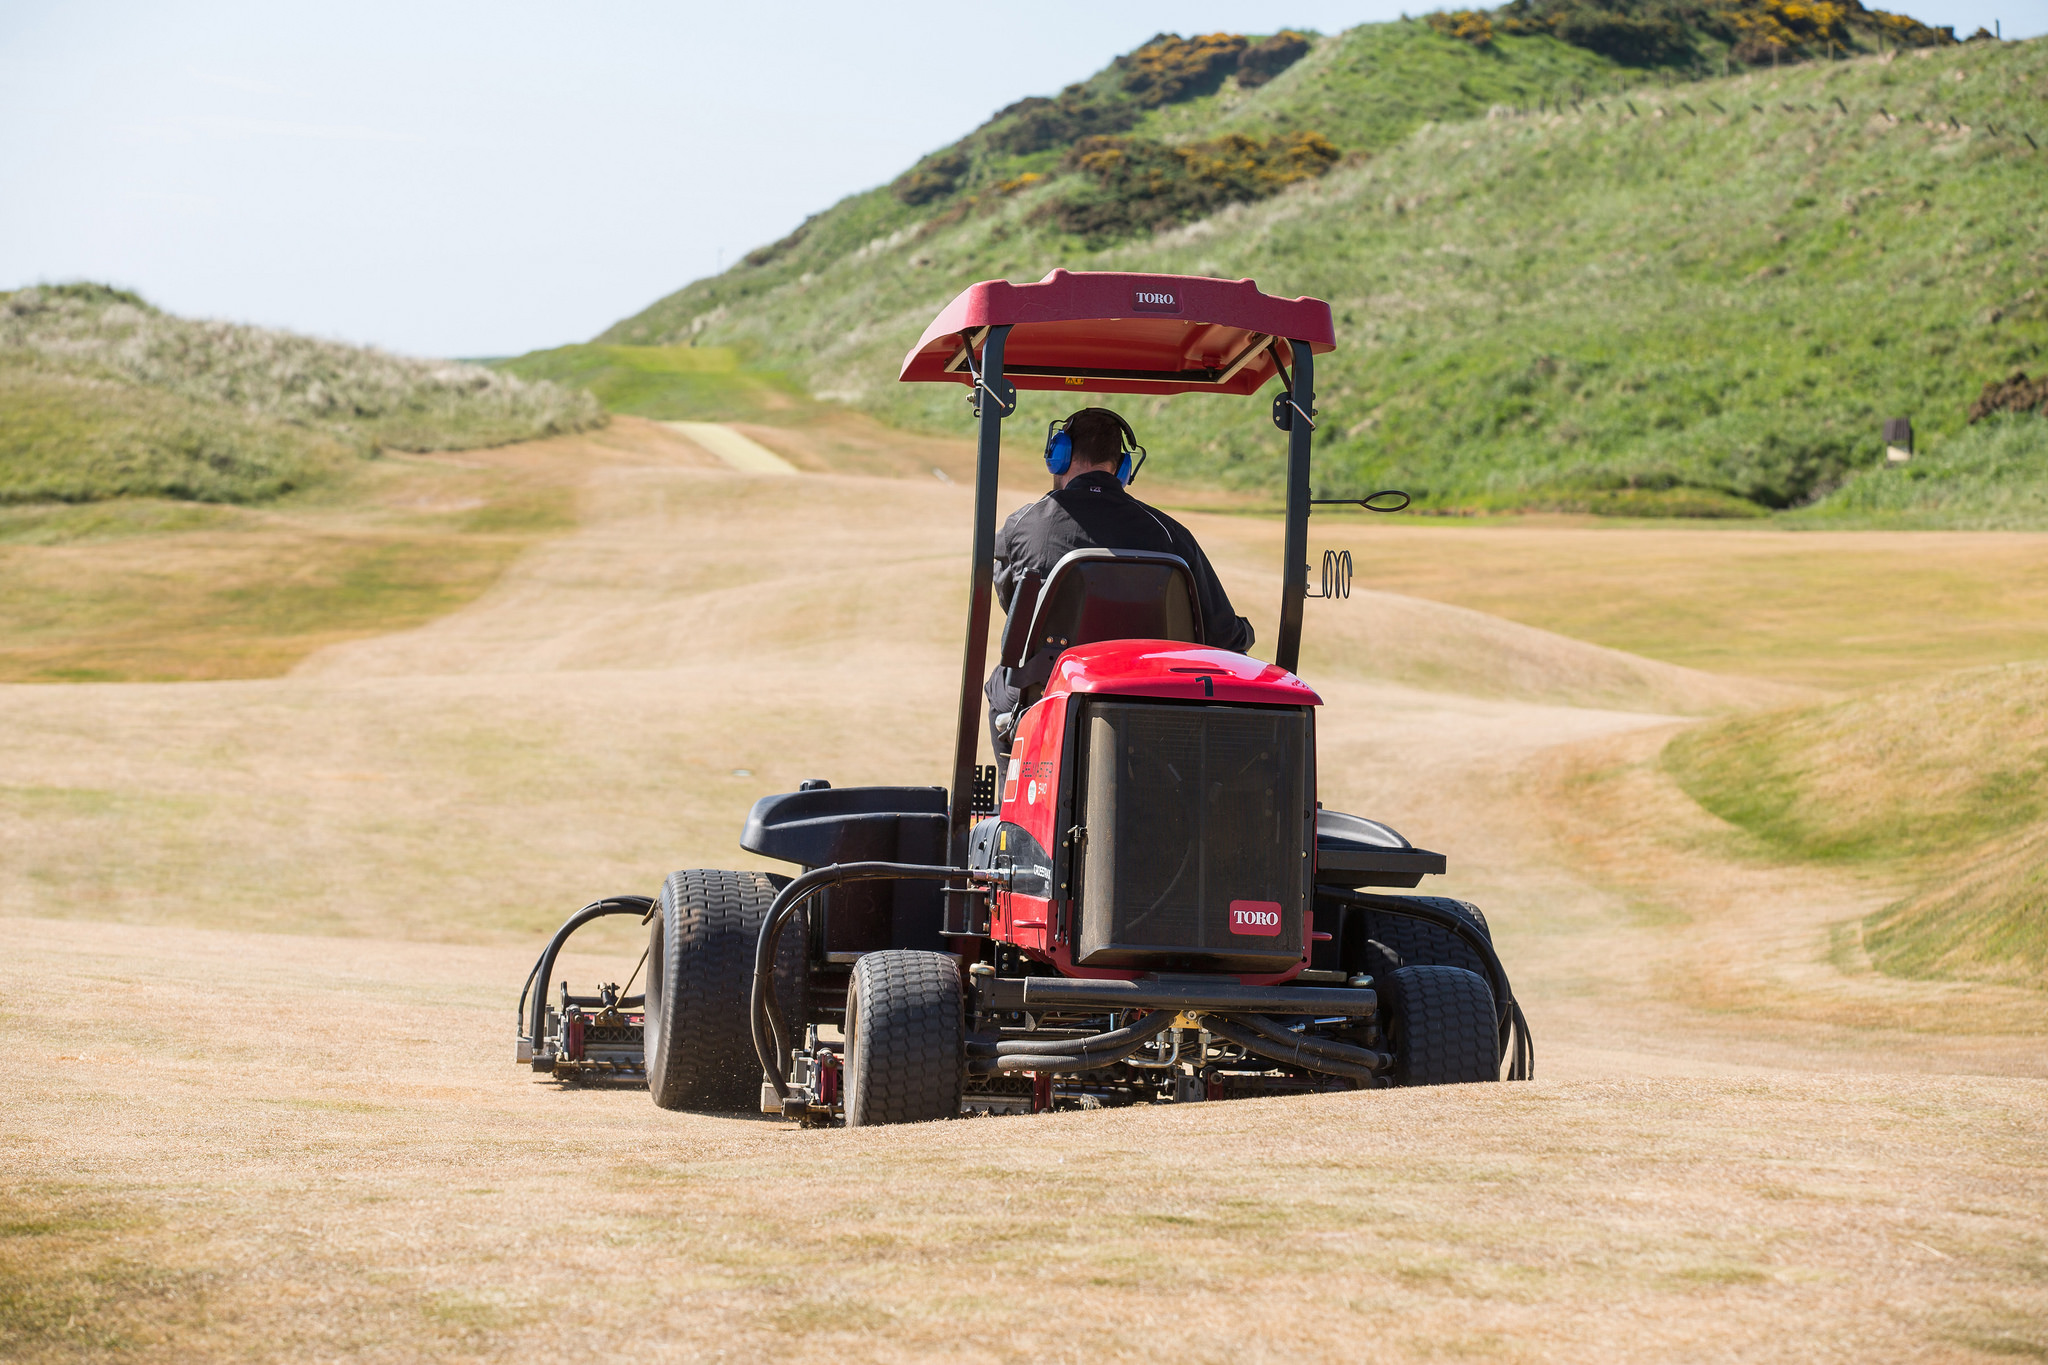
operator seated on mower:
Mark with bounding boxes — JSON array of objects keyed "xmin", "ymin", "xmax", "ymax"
[{"xmin": 986, "ymin": 406, "xmax": 1254, "ymax": 767}]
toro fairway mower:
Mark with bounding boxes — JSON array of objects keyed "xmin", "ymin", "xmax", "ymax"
[{"xmin": 519, "ymin": 270, "xmax": 1532, "ymax": 1122}]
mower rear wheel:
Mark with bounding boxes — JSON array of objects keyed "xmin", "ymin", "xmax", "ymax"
[
  {"xmin": 1384, "ymin": 964, "xmax": 1499, "ymax": 1086},
  {"xmin": 645, "ymin": 868, "xmax": 796, "ymax": 1113},
  {"xmin": 842, "ymin": 950, "xmax": 963, "ymax": 1127},
  {"xmin": 1356, "ymin": 895, "xmax": 1492, "ymax": 983}
]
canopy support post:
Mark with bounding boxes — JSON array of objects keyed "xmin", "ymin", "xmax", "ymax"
[
  {"xmin": 1275, "ymin": 342, "xmax": 1315, "ymax": 675},
  {"xmin": 949, "ymin": 325, "xmax": 1013, "ymax": 868}
]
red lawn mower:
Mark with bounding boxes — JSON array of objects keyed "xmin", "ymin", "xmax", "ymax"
[{"xmin": 521, "ymin": 269, "xmax": 1532, "ymax": 1122}]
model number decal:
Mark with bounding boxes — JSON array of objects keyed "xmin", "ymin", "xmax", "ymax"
[
  {"xmin": 1228, "ymin": 900, "xmax": 1284, "ymax": 935},
  {"xmin": 1007, "ymin": 761, "xmax": 1053, "ymax": 808}
]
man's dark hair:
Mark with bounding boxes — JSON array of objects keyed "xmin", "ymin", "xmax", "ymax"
[{"xmin": 1065, "ymin": 407, "xmax": 1133, "ymax": 467}]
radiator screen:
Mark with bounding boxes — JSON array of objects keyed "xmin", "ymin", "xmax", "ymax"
[{"xmin": 1074, "ymin": 700, "xmax": 1310, "ymax": 970}]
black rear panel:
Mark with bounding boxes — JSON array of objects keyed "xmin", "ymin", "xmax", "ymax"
[{"xmin": 1073, "ymin": 700, "xmax": 1312, "ymax": 971}]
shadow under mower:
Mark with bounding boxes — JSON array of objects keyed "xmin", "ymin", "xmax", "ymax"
[{"xmin": 519, "ymin": 270, "xmax": 1533, "ymax": 1122}]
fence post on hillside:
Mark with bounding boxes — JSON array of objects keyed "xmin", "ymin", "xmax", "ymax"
[{"xmin": 1884, "ymin": 417, "xmax": 1914, "ymax": 464}]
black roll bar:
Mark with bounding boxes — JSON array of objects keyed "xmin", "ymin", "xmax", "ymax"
[
  {"xmin": 1275, "ymin": 341, "xmax": 1316, "ymax": 675},
  {"xmin": 948, "ymin": 325, "xmax": 1015, "ymax": 868}
]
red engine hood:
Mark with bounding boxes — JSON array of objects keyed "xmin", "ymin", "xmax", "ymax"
[{"xmin": 1043, "ymin": 641, "xmax": 1321, "ymax": 707}]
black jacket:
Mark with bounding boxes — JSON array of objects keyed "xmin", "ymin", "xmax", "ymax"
[{"xmin": 992, "ymin": 471, "xmax": 1254, "ymax": 653}]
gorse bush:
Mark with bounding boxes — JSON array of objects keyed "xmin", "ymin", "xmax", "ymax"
[
  {"xmin": 0, "ymin": 284, "xmax": 602, "ymax": 505},
  {"xmin": 1042, "ymin": 130, "xmax": 1342, "ymax": 242},
  {"xmin": 887, "ymin": 30, "xmax": 1316, "ymax": 216},
  {"xmin": 892, "ymin": 151, "xmax": 973, "ymax": 206},
  {"xmin": 1427, "ymin": 11, "xmax": 1499, "ymax": 47},
  {"xmin": 1490, "ymin": 0, "xmax": 1954, "ymax": 67},
  {"xmin": 1238, "ymin": 32, "xmax": 1316, "ymax": 86},
  {"xmin": 1117, "ymin": 33, "xmax": 1254, "ymax": 104}
]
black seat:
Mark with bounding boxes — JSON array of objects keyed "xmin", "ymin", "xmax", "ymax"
[{"xmin": 991, "ymin": 548, "xmax": 1203, "ymax": 747}]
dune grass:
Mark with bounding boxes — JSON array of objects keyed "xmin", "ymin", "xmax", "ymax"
[
  {"xmin": 1665, "ymin": 661, "xmax": 2048, "ymax": 984},
  {"xmin": 595, "ymin": 29, "xmax": 2048, "ymax": 521},
  {"xmin": 0, "ymin": 284, "xmax": 603, "ymax": 506},
  {"xmin": 0, "ymin": 357, "xmax": 359, "ymax": 505}
]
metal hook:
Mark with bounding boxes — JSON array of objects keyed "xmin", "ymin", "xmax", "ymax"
[{"xmin": 1310, "ymin": 490, "xmax": 1412, "ymax": 514}]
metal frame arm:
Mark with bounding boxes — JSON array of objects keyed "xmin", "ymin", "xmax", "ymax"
[
  {"xmin": 1275, "ymin": 342, "xmax": 1315, "ymax": 674},
  {"xmin": 949, "ymin": 325, "xmax": 1014, "ymax": 867}
]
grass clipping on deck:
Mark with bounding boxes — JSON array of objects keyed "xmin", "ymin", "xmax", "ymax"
[
  {"xmin": 1665, "ymin": 660, "xmax": 2048, "ymax": 986},
  {"xmin": 0, "ymin": 283, "xmax": 603, "ymax": 505}
]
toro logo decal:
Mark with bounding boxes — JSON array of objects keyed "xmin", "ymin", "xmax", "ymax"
[
  {"xmin": 1131, "ymin": 289, "xmax": 1181, "ymax": 314},
  {"xmin": 1228, "ymin": 900, "xmax": 1284, "ymax": 936}
]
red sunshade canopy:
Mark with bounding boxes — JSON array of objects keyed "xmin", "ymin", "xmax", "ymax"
[{"xmin": 899, "ymin": 269, "xmax": 1335, "ymax": 398}]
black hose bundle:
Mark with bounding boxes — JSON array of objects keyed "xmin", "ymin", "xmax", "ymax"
[
  {"xmin": 1203, "ymin": 1013, "xmax": 1391, "ymax": 1081},
  {"xmin": 966, "ymin": 1010, "xmax": 1178, "ymax": 1074},
  {"xmin": 749, "ymin": 862, "xmax": 980, "ymax": 1103},
  {"xmin": 518, "ymin": 895, "xmax": 656, "ymax": 1052}
]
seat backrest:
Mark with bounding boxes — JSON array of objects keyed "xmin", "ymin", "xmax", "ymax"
[{"xmin": 1022, "ymin": 548, "xmax": 1203, "ymax": 660}]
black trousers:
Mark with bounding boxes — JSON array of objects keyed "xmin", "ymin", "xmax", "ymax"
[{"xmin": 985, "ymin": 669, "xmax": 1022, "ymax": 766}]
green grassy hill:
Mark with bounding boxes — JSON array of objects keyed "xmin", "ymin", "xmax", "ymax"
[
  {"xmin": 585, "ymin": 19, "xmax": 2046, "ymax": 519},
  {"xmin": 2, "ymin": 284, "xmax": 603, "ymax": 505},
  {"xmin": 494, "ymin": 343, "xmax": 809, "ymax": 424}
]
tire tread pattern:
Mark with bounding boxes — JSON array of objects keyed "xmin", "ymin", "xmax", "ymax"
[
  {"xmin": 1358, "ymin": 895, "xmax": 1491, "ymax": 983},
  {"xmin": 844, "ymin": 950, "xmax": 963, "ymax": 1127},
  {"xmin": 1385, "ymin": 964, "xmax": 1498, "ymax": 1086},
  {"xmin": 646, "ymin": 868, "xmax": 796, "ymax": 1113}
]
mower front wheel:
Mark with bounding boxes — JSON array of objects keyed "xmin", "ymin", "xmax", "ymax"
[
  {"xmin": 1384, "ymin": 964, "xmax": 1499, "ymax": 1086},
  {"xmin": 842, "ymin": 950, "xmax": 963, "ymax": 1127}
]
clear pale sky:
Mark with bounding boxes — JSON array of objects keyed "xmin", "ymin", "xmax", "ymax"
[{"xmin": 3, "ymin": 1, "xmax": 2038, "ymax": 359}]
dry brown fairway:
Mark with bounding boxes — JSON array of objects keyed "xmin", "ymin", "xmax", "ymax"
[
  {"xmin": 4, "ymin": 425, "xmax": 2046, "ymax": 1362},
  {"xmin": 7, "ymin": 919, "xmax": 2045, "ymax": 1365},
  {"xmin": 1293, "ymin": 517, "xmax": 2048, "ymax": 691}
]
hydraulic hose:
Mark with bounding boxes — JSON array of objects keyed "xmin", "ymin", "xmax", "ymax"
[
  {"xmin": 520, "ymin": 895, "xmax": 655, "ymax": 1058},
  {"xmin": 750, "ymin": 862, "xmax": 980, "ymax": 1104},
  {"xmin": 1216, "ymin": 1011, "xmax": 1392, "ymax": 1073},
  {"xmin": 967, "ymin": 1010, "xmax": 1178, "ymax": 1074},
  {"xmin": 1319, "ymin": 889, "xmax": 1535, "ymax": 1081},
  {"xmin": 1202, "ymin": 1015, "xmax": 1383, "ymax": 1081}
]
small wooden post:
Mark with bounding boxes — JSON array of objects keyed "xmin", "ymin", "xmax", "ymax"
[{"xmin": 1884, "ymin": 416, "xmax": 1914, "ymax": 463}]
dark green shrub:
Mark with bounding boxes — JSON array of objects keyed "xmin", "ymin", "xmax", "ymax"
[
  {"xmin": 1970, "ymin": 371, "xmax": 2048, "ymax": 423},
  {"xmin": 1237, "ymin": 31, "xmax": 1314, "ymax": 86},
  {"xmin": 892, "ymin": 150, "xmax": 971, "ymax": 206},
  {"xmin": 982, "ymin": 88, "xmax": 1141, "ymax": 156},
  {"xmin": 1552, "ymin": 8, "xmax": 1689, "ymax": 63},
  {"xmin": 1041, "ymin": 130, "xmax": 1342, "ymax": 241},
  {"xmin": 741, "ymin": 215, "xmax": 817, "ymax": 268},
  {"xmin": 1712, "ymin": 428, "xmax": 1863, "ymax": 508}
]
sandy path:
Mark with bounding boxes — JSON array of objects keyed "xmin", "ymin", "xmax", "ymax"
[{"xmin": 4, "ymin": 426, "xmax": 2044, "ymax": 1361}]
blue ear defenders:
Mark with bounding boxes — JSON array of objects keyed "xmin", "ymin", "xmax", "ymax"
[{"xmin": 1045, "ymin": 409, "xmax": 1146, "ymax": 485}]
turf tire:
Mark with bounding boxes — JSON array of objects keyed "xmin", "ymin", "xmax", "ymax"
[
  {"xmin": 645, "ymin": 868, "xmax": 797, "ymax": 1113},
  {"xmin": 1355, "ymin": 895, "xmax": 1491, "ymax": 983},
  {"xmin": 843, "ymin": 950, "xmax": 963, "ymax": 1127},
  {"xmin": 1384, "ymin": 964, "xmax": 1499, "ymax": 1086}
]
